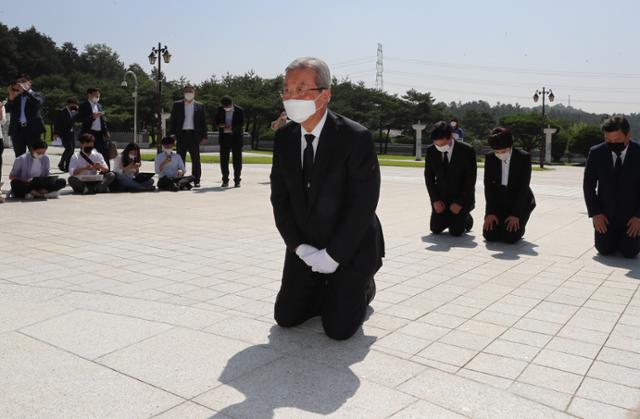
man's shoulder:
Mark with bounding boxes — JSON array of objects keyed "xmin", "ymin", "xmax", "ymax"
[
  {"xmin": 330, "ymin": 111, "xmax": 369, "ymax": 135},
  {"xmin": 588, "ymin": 142, "xmax": 607, "ymax": 155}
]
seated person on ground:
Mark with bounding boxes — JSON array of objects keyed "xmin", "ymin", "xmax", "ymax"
[
  {"xmin": 112, "ymin": 143, "xmax": 155, "ymax": 192},
  {"xmin": 155, "ymin": 136, "xmax": 194, "ymax": 191},
  {"xmin": 68, "ymin": 133, "xmax": 116, "ymax": 194},
  {"xmin": 9, "ymin": 140, "xmax": 66, "ymax": 199}
]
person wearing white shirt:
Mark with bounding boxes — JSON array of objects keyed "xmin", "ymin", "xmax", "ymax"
[
  {"xmin": 155, "ymin": 136, "xmax": 194, "ymax": 191},
  {"xmin": 483, "ymin": 128, "xmax": 536, "ymax": 244},
  {"xmin": 8, "ymin": 140, "xmax": 66, "ymax": 199},
  {"xmin": 68, "ymin": 133, "xmax": 116, "ymax": 194},
  {"xmin": 79, "ymin": 88, "xmax": 112, "ymax": 169},
  {"xmin": 0, "ymin": 98, "xmax": 7, "ymax": 185}
]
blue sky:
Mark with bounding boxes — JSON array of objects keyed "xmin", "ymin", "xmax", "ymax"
[{"xmin": 2, "ymin": 0, "xmax": 639, "ymax": 114}]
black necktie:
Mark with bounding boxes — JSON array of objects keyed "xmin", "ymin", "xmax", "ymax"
[
  {"xmin": 614, "ymin": 152, "xmax": 623, "ymax": 178},
  {"xmin": 303, "ymin": 134, "xmax": 315, "ymax": 199},
  {"xmin": 442, "ymin": 151, "xmax": 449, "ymax": 173}
]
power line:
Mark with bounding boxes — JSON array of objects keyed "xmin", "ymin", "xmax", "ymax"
[{"xmin": 386, "ymin": 56, "xmax": 640, "ymax": 79}]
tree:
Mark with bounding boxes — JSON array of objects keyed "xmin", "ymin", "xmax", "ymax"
[
  {"xmin": 569, "ymin": 124, "xmax": 602, "ymax": 157},
  {"xmin": 499, "ymin": 113, "xmax": 542, "ymax": 152}
]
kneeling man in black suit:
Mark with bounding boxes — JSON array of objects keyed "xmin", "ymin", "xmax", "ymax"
[
  {"xmin": 483, "ymin": 128, "xmax": 536, "ymax": 243},
  {"xmin": 583, "ymin": 115, "xmax": 640, "ymax": 258},
  {"xmin": 270, "ymin": 57, "xmax": 384, "ymax": 340},
  {"xmin": 424, "ymin": 121, "xmax": 477, "ymax": 236}
]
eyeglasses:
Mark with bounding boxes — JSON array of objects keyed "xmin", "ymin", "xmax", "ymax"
[{"xmin": 280, "ymin": 86, "xmax": 325, "ymax": 98}]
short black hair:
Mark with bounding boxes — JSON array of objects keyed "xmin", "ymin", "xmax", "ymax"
[
  {"xmin": 80, "ymin": 133, "xmax": 95, "ymax": 144},
  {"xmin": 451, "ymin": 117, "xmax": 459, "ymax": 123},
  {"xmin": 601, "ymin": 115, "xmax": 630, "ymax": 135},
  {"xmin": 67, "ymin": 97, "xmax": 79, "ymax": 105},
  {"xmin": 221, "ymin": 96, "xmax": 233, "ymax": 106},
  {"xmin": 430, "ymin": 121, "xmax": 452, "ymax": 141},
  {"xmin": 161, "ymin": 136, "xmax": 175, "ymax": 145},
  {"xmin": 183, "ymin": 84, "xmax": 195, "ymax": 91},
  {"xmin": 31, "ymin": 139, "xmax": 48, "ymax": 150},
  {"xmin": 86, "ymin": 87, "xmax": 100, "ymax": 95},
  {"xmin": 488, "ymin": 127, "xmax": 513, "ymax": 149}
]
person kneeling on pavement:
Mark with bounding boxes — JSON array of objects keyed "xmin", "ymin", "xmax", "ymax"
[
  {"xmin": 155, "ymin": 136, "xmax": 194, "ymax": 191},
  {"xmin": 112, "ymin": 143, "xmax": 155, "ymax": 192},
  {"xmin": 9, "ymin": 140, "xmax": 66, "ymax": 199},
  {"xmin": 68, "ymin": 133, "xmax": 115, "ymax": 194}
]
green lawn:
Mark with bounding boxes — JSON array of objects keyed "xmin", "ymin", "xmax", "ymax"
[{"xmin": 140, "ymin": 153, "xmax": 272, "ymax": 165}]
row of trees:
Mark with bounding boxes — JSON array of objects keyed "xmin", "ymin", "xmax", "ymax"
[{"xmin": 2, "ymin": 23, "xmax": 637, "ymax": 157}]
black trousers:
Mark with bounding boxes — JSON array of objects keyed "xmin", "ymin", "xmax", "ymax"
[
  {"xmin": 59, "ymin": 133, "xmax": 75, "ymax": 171},
  {"xmin": 483, "ymin": 213, "xmax": 531, "ymax": 244},
  {"xmin": 89, "ymin": 130, "xmax": 110, "ymax": 170},
  {"xmin": 274, "ymin": 250, "xmax": 374, "ymax": 340},
  {"xmin": 11, "ymin": 178, "xmax": 66, "ymax": 199},
  {"xmin": 595, "ymin": 223, "xmax": 640, "ymax": 259},
  {"xmin": 0, "ymin": 138, "xmax": 4, "ymax": 180},
  {"xmin": 176, "ymin": 131, "xmax": 201, "ymax": 183},
  {"xmin": 430, "ymin": 208, "xmax": 472, "ymax": 237},
  {"xmin": 11, "ymin": 127, "xmax": 41, "ymax": 157},
  {"xmin": 219, "ymin": 134, "xmax": 242, "ymax": 183},
  {"xmin": 157, "ymin": 175, "xmax": 194, "ymax": 191}
]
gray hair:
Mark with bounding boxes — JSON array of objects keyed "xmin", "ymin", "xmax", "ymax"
[{"xmin": 285, "ymin": 57, "xmax": 331, "ymax": 89}]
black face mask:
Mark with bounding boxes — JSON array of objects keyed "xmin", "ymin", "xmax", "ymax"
[
  {"xmin": 82, "ymin": 146, "xmax": 94, "ymax": 154},
  {"xmin": 607, "ymin": 142, "xmax": 626, "ymax": 154}
]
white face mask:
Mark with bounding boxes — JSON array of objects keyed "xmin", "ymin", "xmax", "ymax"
[
  {"xmin": 33, "ymin": 153, "xmax": 45, "ymax": 160},
  {"xmin": 184, "ymin": 93, "xmax": 195, "ymax": 101},
  {"xmin": 495, "ymin": 150, "xmax": 511, "ymax": 161},
  {"xmin": 164, "ymin": 148, "xmax": 173, "ymax": 155},
  {"xmin": 90, "ymin": 96, "xmax": 100, "ymax": 104},
  {"xmin": 224, "ymin": 107, "xmax": 233, "ymax": 112},
  {"xmin": 128, "ymin": 154, "xmax": 137, "ymax": 160},
  {"xmin": 283, "ymin": 97, "xmax": 319, "ymax": 123},
  {"xmin": 435, "ymin": 143, "xmax": 451, "ymax": 153}
]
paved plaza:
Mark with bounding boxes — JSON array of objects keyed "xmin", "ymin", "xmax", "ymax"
[{"xmin": 0, "ymin": 152, "xmax": 639, "ymax": 419}]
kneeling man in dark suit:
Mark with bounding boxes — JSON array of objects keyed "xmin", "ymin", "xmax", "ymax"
[
  {"xmin": 483, "ymin": 128, "xmax": 536, "ymax": 244},
  {"xmin": 424, "ymin": 121, "xmax": 477, "ymax": 236},
  {"xmin": 583, "ymin": 115, "xmax": 640, "ymax": 258},
  {"xmin": 270, "ymin": 57, "xmax": 384, "ymax": 340}
]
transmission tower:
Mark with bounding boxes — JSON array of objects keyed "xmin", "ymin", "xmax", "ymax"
[{"xmin": 375, "ymin": 43, "xmax": 384, "ymax": 91}]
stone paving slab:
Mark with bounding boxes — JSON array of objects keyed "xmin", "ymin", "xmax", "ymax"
[{"xmin": 1, "ymin": 154, "xmax": 639, "ymax": 418}]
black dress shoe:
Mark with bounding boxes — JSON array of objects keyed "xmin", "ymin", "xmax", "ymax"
[
  {"xmin": 194, "ymin": 182, "xmax": 200, "ymax": 188},
  {"xmin": 234, "ymin": 181, "xmax": 240, "ymax": 188},
  {"xmin": 222, "ymin": 181, "xmax": 229, "ymax": 187},
  {"xmin": 465, "ymin": 214, "xmax": 474, "ymax": 232},
  {"xmin": 366, "ymin": 279, "xmax": 376, "ymax": 305}
]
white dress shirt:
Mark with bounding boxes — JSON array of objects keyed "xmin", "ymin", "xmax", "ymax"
[
  {"xmin": 90, "ymin": 101, "xmax": 102, "ymax": 131},
  {"xmin": 501, "ymin": 153, "xmax": 511, "ymax": 186},
  {"xmin": 154, "ymin": 152, "xmax": 186, "ymax": 178},
  {"xmin": 300, "ymin": 110, "xmax": 328, "ymax": 167},
  {"xmin": 183, "ymin": 101, "xmax": 195, "ymax": 130},
  {"xmin": 30, "ymin": 157, "xmax": 42, "ymax": 178},
  {"xmin": 68, "ymin": 150, "xmax": 107, "ymax": 176},
  {"xmin": 611, "ymin": 144, "xmax": 629, "ymax": 166}
]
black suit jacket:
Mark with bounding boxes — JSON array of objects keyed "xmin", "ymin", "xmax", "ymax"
[
  {"xmin": 53, "ymin": 108, "xmax": 78, "ymax": 140},
  {"xmin": 4, "ymin": 91, "xmax": 45, "ymax": 136},
  {"xmin": 583, "ymin": 141, "xmax": 640, "ymax": 225},
  {"xmin": 78, "ymin": 100, "xmax": 109, "ymax": 135},
  {"xmin": 169, "ymin": 100, "xmax": 208, "ymax": 140},
  {"xmin": 484, "ymin": 148, "xmax": 536, "ymax": 218},
  {"xmin": 424, "ymin": 140, "xmax": 477, "ymax": 211},
  {"xmin": 270, "ymin": 110, "xmax": 384, "ymax": 273},
  {"xmin": 215, "ymin": 105, "xmax": 245, "ymax": 141}
]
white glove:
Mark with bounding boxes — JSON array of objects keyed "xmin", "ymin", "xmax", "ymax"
[
  {"xmin": 295, "ymin": 244, "xmax": 319, "ymax": 263},
  {"xmin": 304, "ymin": 248, "xmax": 339, "ymax": 274}
]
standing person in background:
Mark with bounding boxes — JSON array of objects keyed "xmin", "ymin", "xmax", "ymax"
[
  {"xmin": 169, "ymin": 85, "xmax": 207, "ymax": 188},
  {"xmin": 53, "ymin": 97, "xmax": 80, "ymax": 172},
  {"xmin": 5, "ymin": 75, "xmax": 46, "ymax": 157},
  {"xmin": 0, "ymin": 98, "xmax": 7, "ymax": 190},
  {"xmin": 79, "ymin": 88, "xmax": 111, "ymax": 168},
  {"xmin": 215, "ymin": 96, "xmax": 245, "ymax": 187},
  {"xmin": 424, "ymin": 121, "xmax": 477, "ymax": 236},
  {"xmin": 451, "ymin": 118, "xmax": 464, "ymax": 142},
  {"xmin": 271, "ymin": 109, "xmax": 288, "ymax": 131}
]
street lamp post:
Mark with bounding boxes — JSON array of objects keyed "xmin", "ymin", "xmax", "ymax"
[
  {"xmin": 121, "ymin": 70, "xmax": 139, "ymax": 145},
  {"xmin": 148, "ymin": 43, "xmax": 171, "ymax": 151},
  {"xmin": 533, "ymin": 87, "xmax": 555, "ymax": 168}
]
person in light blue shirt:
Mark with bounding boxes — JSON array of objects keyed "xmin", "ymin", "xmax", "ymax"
[
  {"xmin": 9, "ymin": 140, "xmax": 66, "ymax": 199},
  {"xmin": 155, "ymin": 136, "xmax": 194, "ymax": 191}
]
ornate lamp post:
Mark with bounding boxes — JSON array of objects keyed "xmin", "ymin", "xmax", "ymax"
[
  {"xmin": 148, "ymin": 43, "xmax": 171, "ymax": 149},
  {"xmin": 533, "ymin": 87, "xmax": 555, "ymax": 168}
]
